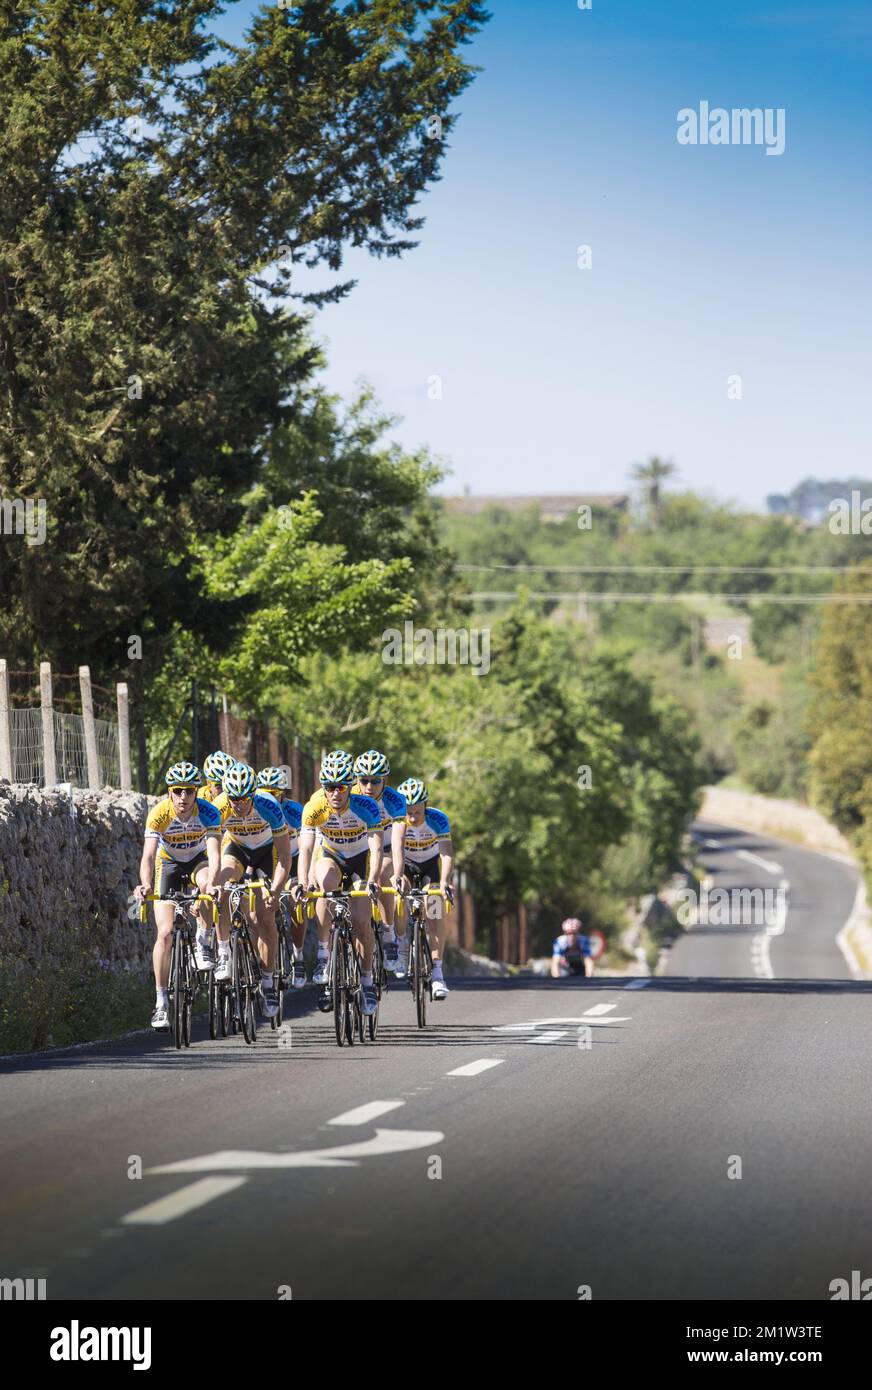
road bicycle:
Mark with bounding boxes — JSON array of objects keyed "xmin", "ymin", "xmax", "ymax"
[
  {"xmin": 142, "ymin": 889, "xmax": 217, "ymax": 1050},
  {"xmin": 390, "ymin": 883, "xmax": 453, "ymax": 1029},
  {"xmin": 211, "ymin": 876, "xmax": 272, "ymax": 1045},
  {"xmin": 304, "ymin": 888, "xmax": 379, "ymax": 1047}
]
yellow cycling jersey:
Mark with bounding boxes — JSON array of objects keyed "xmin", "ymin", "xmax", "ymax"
[
  {"xmin": 213, "ymin": 790, "xmax": 290, "ymax": 850},
  {"xmin": 403, "ymin": 807, "xmax": 452, "ymax": 863},
  {"xmin": 145, "ymin": 796, "xmax": 222, "ymax": 863},
  {"xmin": 301, "ymin": 788, "xmax": 381, "ymax": 860},
  {"xmin": 350, "ymin": 781, "xmax": 407, "ymax": 835}
]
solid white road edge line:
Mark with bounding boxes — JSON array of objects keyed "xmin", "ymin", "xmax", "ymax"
[{"xmin": 835, "ymin": 877, "xmax": 870, "ymax": 981}]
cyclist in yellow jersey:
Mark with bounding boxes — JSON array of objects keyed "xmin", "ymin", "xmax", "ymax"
[
  {"xmin": 294, "ymin": 749, "xmax": 383, "ymax": 1015},
  {"xmin": 396, "ymin": 777, "xmax": 455, "ymax": 1000},
  {"xmin": 351, "ymin": 750, "xmax": 407, "ymax": 976},
  {"xmin": 135, "ymin": 760, "xmax": 221, "ymax": 1030},
  {"xmin": 256, "ymin": 766, "xmax": 308, "ymax": 989},
  {"xmin": 212, "ymin": 761, "xmax": 291, "ymax": 1019}
]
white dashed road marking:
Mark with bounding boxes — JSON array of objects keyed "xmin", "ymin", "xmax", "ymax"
[
  {"xmin": 328, "ymin": 1100, "xmax": 405, "ymax": 1126},
  {"xmin": 446, "ymin": 1059, "xmax": 505, "ymax": 1077},
  {"xmin": 735, "ymin": 849, "xmax": 784, "ymax": 876},
  {"xmin": 123, "ymin": 1176, "xmax": 248, "ymax": 1226}
]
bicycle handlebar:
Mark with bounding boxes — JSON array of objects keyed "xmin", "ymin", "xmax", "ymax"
[{"xmin": 138, "ymin": 890, "xmax": 216, "ymax": 924}]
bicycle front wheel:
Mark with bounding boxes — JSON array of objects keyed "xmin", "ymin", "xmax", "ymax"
[
  {"xmin": 233, "ymin": 931, "xmax": 255, "ymax": 1046},
  {"xmin": 181, "ymin": 939, "xmax": 194, "ymax": 1047},
  {"xmin": 345, "ymin": 939, "xmax": 359, "ymax": 1045},
  {"xmin": 415, "ymin": 926, "xmax": 428, "ymax": 1029},
  {"xmin": 333, "ymin": 938, "xmax": 346, "ymax": 1047},
  {"xmin": 169, "ymin": 932, "xmax": 184, "ymax": 1049}
]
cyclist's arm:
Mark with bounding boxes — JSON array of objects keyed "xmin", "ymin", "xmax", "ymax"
[
  {"xmin": 550, "ymin": 952, "xmax": 564, "ymax": 979},
  {"xmin": 296, "ymin": 829, "xmax": 315, "ymax": 892},
  {"xmin": 203, "ymin": 834, "xmax": 221, "ymax": 891},
  {"xmin": 438, "ymin": 837, "xmax": 454, "ymax": 892},
  {"xmin": 391, "ymin": 819, "xmax": 407, "ymax": 885},
  {"xmin": 367, "ymin": 830, "xmax": 383, "ymax": 887},
  {"xmin": 137, "ymin": 839, "xmax": 157, "ymax": 898},
  {"xmin": 271, "ymin": 834, "xmax": 291, "ymax": 895}
]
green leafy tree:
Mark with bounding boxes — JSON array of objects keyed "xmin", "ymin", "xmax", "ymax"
[{"xmin": 0, "ymin": 0, "xmax": 487, "ymax": 682}]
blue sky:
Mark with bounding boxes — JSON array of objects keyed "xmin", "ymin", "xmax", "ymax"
[{"xmin": 212, "ymin": 1, "xmax": 871, "ymax": 510}]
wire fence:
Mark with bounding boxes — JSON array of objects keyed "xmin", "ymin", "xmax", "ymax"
[{"xmin": 8, "ymin": 709, "xmax": 120, "ymax": 788}]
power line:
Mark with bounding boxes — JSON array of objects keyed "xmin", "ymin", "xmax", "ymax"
[
  {"xmin": 469, "ymin": 591, "xmax": 872, "ymax": 604},
  {"xmin": 457, "ymin": 563, "xmax": 862, "ymax": 575}
]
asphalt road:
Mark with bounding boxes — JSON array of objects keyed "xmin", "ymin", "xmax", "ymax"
[{"xmin": 2, "ymin": 819, "xmax": 871, "ymax": 1300}]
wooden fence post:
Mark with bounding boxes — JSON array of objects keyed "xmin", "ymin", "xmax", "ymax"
[
  {"xmin": 79, "ymin": 665, "xmax": 101, "ymax": 790},
  {"xmin": 0, "ymin": 659, "xmax": 12, "ymax": 781},
  {"xmin": 117, "ymin": 682, "xmax": 132, "ymax": 791},
  {"xmin": 40, "ymin": 661, "xmax": 57, "ymax": 786}
]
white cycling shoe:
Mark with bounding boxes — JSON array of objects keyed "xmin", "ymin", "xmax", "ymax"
[
  {"xmin": 195, "ymin": 937, "xmax": 215, "ymax": 971},
  {"xmin": 395, "ymin": 940, "xmax": 409, "ymax": 979},
  {"xmin": 431, "ymin": 979, "xmax": 449, "ymax": 1001},
  {"xmin": 312, "ymin": 959, "xmax": 330, "ymax": 985},
  {"xmin": 150, "ymin": 1005, "xmax": 169, "ymax": 1031},
  {"xmin": 292, "ymin": 963, "xmax": 307, "ymax": 990},
  {"xmin": 214, "ymin": 956, "xmax": 232, "ymax": 982}
]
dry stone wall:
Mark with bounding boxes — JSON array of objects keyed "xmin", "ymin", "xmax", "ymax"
[{"xmin": 0, "ymin": 781, "xmax": 157, "ymax": 972}]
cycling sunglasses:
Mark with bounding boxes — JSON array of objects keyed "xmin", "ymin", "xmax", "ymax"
[{"xmin": 322, "ymin": 781, "xmax": 348, "ymax": 792}]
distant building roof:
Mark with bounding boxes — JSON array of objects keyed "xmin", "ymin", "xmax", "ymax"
[{"xmin": 442, "ymin": 493, "xmax": 629, "ymax": 520}]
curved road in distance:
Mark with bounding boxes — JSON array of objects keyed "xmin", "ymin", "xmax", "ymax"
[{"xmin": 1, "ymin": 818, "xmax": 869, "ymax": 1301}]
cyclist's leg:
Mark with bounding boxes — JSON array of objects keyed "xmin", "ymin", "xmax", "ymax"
[
  {"xmin": 215, "ymin": 839, "xmax": 245, "ymax": 976},
  {"xmin": 150, "ymin": 854, "xmax": 177, "ymax": 1025},
  {"xmin": 351, "ymin": 890, "xmax": 375, "ymax": 974},
  {"xmin": 288, "ymin": 852, "xmax": 308, "ymax": 986},
  {"xmin": 190, "ymin": 857, "xmax": 215, "ymax": 967},
  {"xmin": 419, "ymin": 856, "xmax": 449, "ymax": 997},
  {"xmin": 378, "ymin": 844, "xmax": 402, "ymax": 972},
  {"xmin": 312, "ymin": 850, "xmax": 341, "ymax": 984},
  {"xmin": 253, "ymin": 844, "xmax": 278, "ymax": 974}
]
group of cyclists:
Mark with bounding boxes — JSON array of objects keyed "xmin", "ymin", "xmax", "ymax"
[{"xmin": 134, "ymin": 747, "xmax": 455, "ymax": 1032}]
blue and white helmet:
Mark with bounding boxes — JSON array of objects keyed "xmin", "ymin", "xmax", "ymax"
[
  {"xmin": 223, "ymin": 762, "xmax": 257, "ymax": 799},
  {"xmin": 319, "ymin": 750, "xmax": 355, "ymax": 786},
  {"xmin": 257, "ymin": 766, "xmax": 288, "ymax": 792},
  {"xmin": 397, "ymin": 777, "xmax": 428, "ymax": 805},
  {"xmin": 354, "ymin": 749, "xmax": 390, "ymax": 779},
  {"xmin": 203, "ymin": 750, "xmax": 234, "ymax": 783},
  {"xmin": 166, "ymin": 760, "xmax": 203, "ymax": 789}
]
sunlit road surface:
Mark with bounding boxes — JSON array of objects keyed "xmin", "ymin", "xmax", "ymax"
[{"xmin": 2, "ymin": 822, "xmax": 869, "ymax": 1300}]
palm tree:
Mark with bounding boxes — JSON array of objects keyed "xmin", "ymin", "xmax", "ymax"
[{"xmin": 629, "ymin": 456, "xmax": 677, "ymax": 522}]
